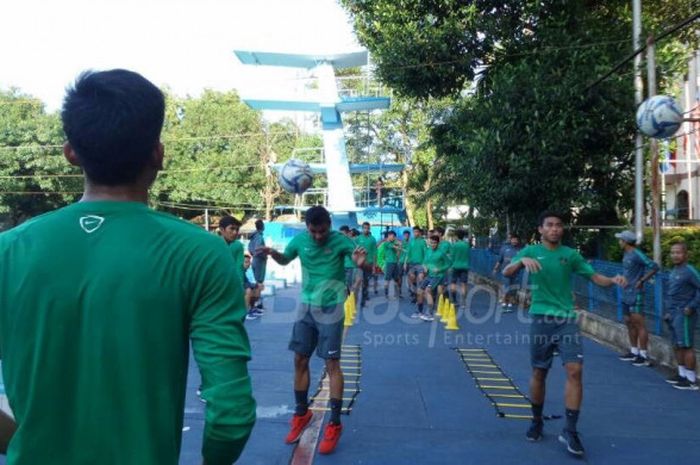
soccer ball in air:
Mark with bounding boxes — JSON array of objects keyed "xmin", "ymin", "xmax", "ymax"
[
  {"xmin": 278, "ymin": 159, "xmax": 313, "ymax": 194},
  {"xmin": 636, "ymin": 95, "xmax": 683, "ymax": 139}
]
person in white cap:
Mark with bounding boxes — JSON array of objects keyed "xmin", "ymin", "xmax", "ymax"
[{"xmin": 615, "ymin": 230, "xmax": 659, "ymax": 366}]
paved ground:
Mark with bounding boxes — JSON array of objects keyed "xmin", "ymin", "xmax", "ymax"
[{"xmin": 178, "ymin": 279, "xmax": 700, "ymax": 465}]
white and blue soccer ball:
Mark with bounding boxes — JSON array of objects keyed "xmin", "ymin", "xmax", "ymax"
[
  {"xmin": 278, "ymin": 159, "xmax": 313, "ymax": 194},
  {"xmin": 636, "ymin": 95, "xmax": 683, "ymax": 139}
]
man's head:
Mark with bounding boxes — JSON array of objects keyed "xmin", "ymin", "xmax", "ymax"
[
  {"xmin": 670, "ymin": 241, "xmax": 688, "ymax": 266},
  {"xmin": 362, "ymin": 222, "xmax": 371, "ymax": 235},
  {"xmin": 244, "ymin": 254, "xmax": 252, "ymax": 269},
  {"xmin": 435, "ymin": 226, "xmax": 445, "ymax": 237},
  {"xmin": 537, "ymin": 210, "xmax": 565, "ymax": 245},
  {"xmin": 339, "ymin": 225, "xmax": 351, "ymax": 237},
  {"xmin": 387, "ymin": 231, "xmax": 396, "ymax": 242},
  {"xmin": 615, "ymin": 230, "xmax": 637, "ymax": 250},
  {"xmin": 429, "ymin": 234, "xmax": 440, "ymax": 249},
  {"xmin": 61, "ymin": 69, "xmax": 165, "ymax": 187},
  {"xmin": 509, "ymin": 233, "xmax": 520, "ymax": 246},
  {"xmin": 413, "ymin": 226, "xmax": 422, "ymax": 238},
  {"xmin": 255, "ymin": 219, "xmax": 265, "ymax": 232},
  {"xmin": 350, "ymin": 228, "xmax": 360, "ymax": 238},
  {"xmin": 219, "ymin": 216, "xmax": 241, "ymax": 243},
  {"xmin": 403, "ymin": 230, "xmax": 411, "ymax": 241},
  {"xmin": 456, "ymin": 229, "xmax": 467, "ymax": 241},
  {"xmin": 305, "ymin": 206, "xmax": 331, "ymax": 244}
]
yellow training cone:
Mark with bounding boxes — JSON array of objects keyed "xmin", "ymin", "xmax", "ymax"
[
  {"xmin": 436, "ymin": 294, "xmax": 444, "ymax": 317},
  {"xmin": 446, "ymin": 303, "xmax": 460, "ymax": 330}
]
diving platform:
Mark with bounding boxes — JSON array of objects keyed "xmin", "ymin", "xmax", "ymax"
[
  {"xmin": 233, "ymin": 49, "xmax": 393, "ymax": 215},
  {"xmin": 234, "ymin": 50, "xmax": 368, "ymax": 69},
  {"xmin": 271, "ymin": 162, "xmax": 404, "ymax": 175},
  {"xmin": 243, "ymin": 96, "xmax": 390, "ymax": 113}
]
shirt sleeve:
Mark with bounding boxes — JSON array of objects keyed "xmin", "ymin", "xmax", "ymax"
[
  {"xmin": 571, "ymin": 251, "xmax": 596, "ymax": 279},
  {"xmin": 190, "ymin": 243, "xmax": 256, "ymax": 465},
  {"xmin": 686, "ymin": 266, "xmax": 700, "ymax": 311},
  {"xmin": 635, "ymin": 249, "xmax": 660, "ymax": 273},
  {"xmin": 509, "ymin": 246, "xmax": 530, "ymax": 265},
  {"xmin": 282, "ymin": 235, "xmax": 300, "ymax": 262}
]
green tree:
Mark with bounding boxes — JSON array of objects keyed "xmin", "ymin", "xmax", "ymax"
[{"xmin": 0, "ymin": 90, "xmax": 79, "ymax": 226}]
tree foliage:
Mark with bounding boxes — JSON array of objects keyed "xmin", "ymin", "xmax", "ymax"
[{"xmin": 343, "ymin": 0, "xmax": 700, "ymax": 236}]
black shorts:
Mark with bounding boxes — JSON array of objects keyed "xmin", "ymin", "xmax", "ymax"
[
  {"xmin": 530, "ymin": 316, "xmax": 583, "ymax": 369},
  {"xmin": 384, "ymin": 262, "xmax": 400, "ymax": 281},
  {"xmin": 450, "ymin": 269, "xmax": 469, "ymax": 285},
  {"xmin": 288, "ymin": 303, "xmax": 345, "ymax": 359}
]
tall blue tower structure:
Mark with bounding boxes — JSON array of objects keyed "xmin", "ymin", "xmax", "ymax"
[{"xmin": 234, "ymin": 50, "xmax": 405, "ymax": 226}]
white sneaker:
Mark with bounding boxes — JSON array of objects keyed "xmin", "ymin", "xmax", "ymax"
[
  {"xmin": 420, "ymin": 314, "xmax": 435, "ymax": 322},
  {"xmin": 410, "ymin": 312, "xmax": 421, "ymax": 319}
]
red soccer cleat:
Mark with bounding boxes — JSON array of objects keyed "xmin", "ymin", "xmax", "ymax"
[
  {"xmin": 285, "ymin": 411, "xmax": 313, "ymax": 444},
  {"xmin": 318, "ymin": 422, "xmax": 343, "ymax": 454}
]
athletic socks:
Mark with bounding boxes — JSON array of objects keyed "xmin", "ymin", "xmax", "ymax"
[
  {"xmin": 531, "ymin": 403, "xmax": 543, "ymax": 422},
  {"xmin": 640, "ymin": 350, "xmax": 648, "ymax": 359},
  {"xmin": 679, "ymin": 365, "xmax": 687, "ymax": 376},
  {"xmin": 686, "ymin": 369, "xmax": 697, "ymax": 383},
  {"xmin": 329, "ymin": 398, "xmax": 342, "ymax": 424},
  {"xmin": 417, "ymin": 303, "xmax": 424, "ymax": 313},
  {"xmin": 631, "ymin": 347, "xmax": 640, "ymax": 356},
  {"xmin": 565, "ymin": 409, "xmax": 580, "ymax": 432},
  {"xmin": 295, "ymin": 390, "xmax": 309, "ymax": 416}
]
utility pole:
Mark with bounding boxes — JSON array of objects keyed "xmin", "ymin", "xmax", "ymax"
[
  {"xmin": 633, "ymin": 0, "xmax": 644, "ymax": 245},
  {"xmin": 647, "ymin": 35, "xmax": 662, "ymax": 265}
]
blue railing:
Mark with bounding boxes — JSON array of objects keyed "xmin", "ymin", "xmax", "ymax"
[{"xmin": 471, "ymin": 248, "xmax": 696, "ymax": 341}]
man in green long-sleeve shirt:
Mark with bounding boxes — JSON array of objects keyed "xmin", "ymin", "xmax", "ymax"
[{"xmin": 0, "ymin": 69, "xmax": 255, "ymax": 465}]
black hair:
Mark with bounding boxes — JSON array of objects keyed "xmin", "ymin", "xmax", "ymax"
[
  {"xmin": 537, "ymin": 210, "xmax": 565, "ymax": 227},
  {"xmin": 412, "ymin": 225, "xmax": 421, "ymax": 231},
  {"xmin": 219, "ymin": 215, "xmax": 240, "ymax": 230},
  {"xmin": 510, "ymin": 233, "xmax": 520, "ymax": 240},
  {"xmin": 435, "ymin": 226, "xmax": 445, "ymax": 235},
  {"xmin": 387, "ymin": 230, "xmax": 396, "ymax": 237},
  {"xmin": 61, "ymin": 69, "xmax": 165, "ymax": 185},
  {"xmin": 339, "ymin": 225, "xmax": 350, "ymax": 232},
  {"xmin": 403, "ymin": 230, "xmax": 411, "ymax": 236},
  {"xmin": 430, "ymin": 235, "xmax": 441, "ymax": 242},
  {"xmin": 350, "ymin": 228, "xmax": 360, "ymax": 237},
  {"xmin": 255, "ymin": 219, "xmax": 265, "ymax": 231},
  {"xmin": 362, "ymin": 222, "xmax": 371, "ymax": 227},
  {"xmin": 305, "ymin": 206, "xmax": 331, "ymax": 226},
  {"xmin": 456, "ymin": 229, "xmax": 467, "ymax": 240}
]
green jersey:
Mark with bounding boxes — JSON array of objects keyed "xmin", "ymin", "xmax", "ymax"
[
  {"xmin": 512, "ymin": 244, "xmax": 595, "ymax": 318},
  {"xmin": 384, "ymin": 239, "xmax": 401, "ymax": 264},
  {"xmin": 344, "ymin": 237, "xmax": 356, "ymax": 269},
  {"xmin": 230, "ymin": 239, "xmax": 245, "ymax": 277},
  {"xmin": 404, "ymin": 237, "xmax": 426, "ymax": 264},
  {"xmin": 0, "ymin": 201, "xmax": 255, "ymax": 465},
  {"xmin": 356, "ymin": 233, "xmax": 377, "ymax": 264},
  {"xmin": 283, "ymin": 230, "xmax": 355, "ymax": 306},
  {"xmin": 451, "ymin": 241, "xmax": 471, "ymax": 270},
  {"xmin": 439, "ymin": 240, "xmax": 453, "ymax": 268},
  {"xmin": 424, "ymin": 246, "xmax": 450, "ymax": 278}
]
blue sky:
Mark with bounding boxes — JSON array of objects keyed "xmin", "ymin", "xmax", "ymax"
[{"xmin": 0, "ymin": 0, "xmax": 360, "ymax": 112}]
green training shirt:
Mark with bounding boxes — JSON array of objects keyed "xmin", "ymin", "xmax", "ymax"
[
  {"xmin": 438, "ymin": 240, "xmax": 453, "ymax": 268},
  {"xmin": 451, "ymin": 241, "xmax": 471, "ymax": 270},
  {"xmin": 343, "ymin": 237, "xmax": 356, "ymax": 269},
  {"xmin": 423, "ymin": 246, "xmax": 450, "ymax": 278},
  {"xmin": 229, "ymin": 239, "xmax": 244, "ymax": 270},
  {"xmin": 356, "ymin": 233, "xmax": 377, "ymax": 264},
  {"xmin": 0, "ymin": 201, "xmax": 256, "ymax": 465},
  {"xmin": 384, "ymin": 239, "xmax": 400, "ymax": 264},
  {"xmin": 404, "ymin": 236, "xmax": 426, "ymax": 264},
  {"xmin": 283, "ymin": 230, "xmax": 355, "ymax": 306},
  {"xmin": 511, "ymin": 244, "xmax": 595, "ymax": 318}
]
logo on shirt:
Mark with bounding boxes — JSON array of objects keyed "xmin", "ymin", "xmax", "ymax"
[
  {"xmin": 79, "ymin": 215, "xmax": 104, "ymax": 234},
  {"xmin": 559, "ymin": 257, "xmax": 569, "ymax": 265}
]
